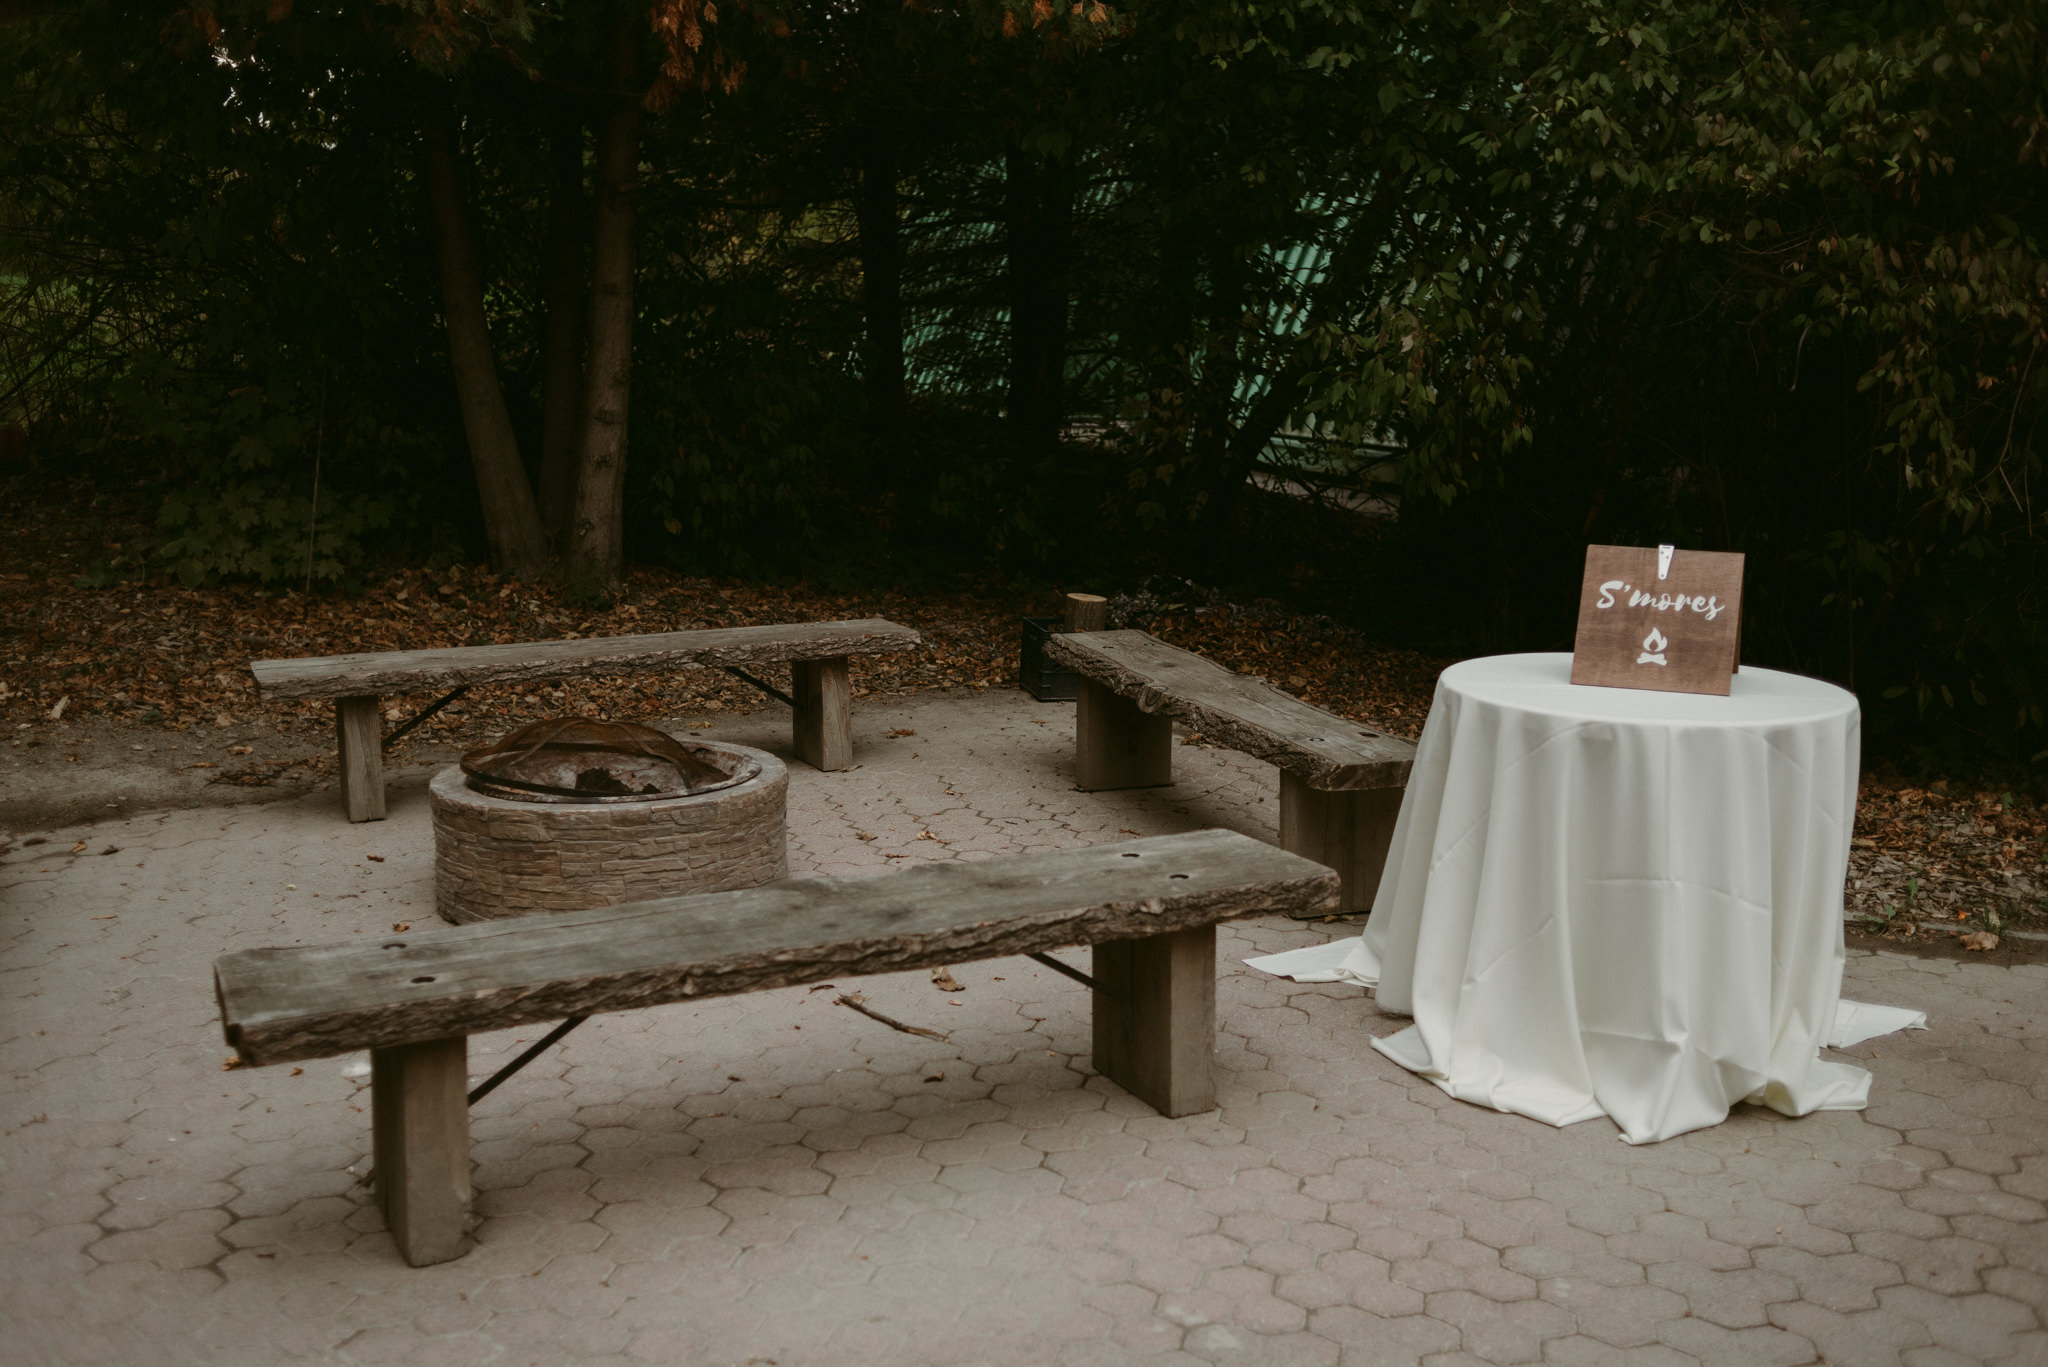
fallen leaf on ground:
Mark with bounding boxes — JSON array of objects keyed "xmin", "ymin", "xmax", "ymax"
[
  {"xmin": 931, "ymin": 967, "xmax": 964, "ymax": 992},
  {"xmin": 222, "ymin": 1057, "xmax": 244, "ymax": 1070},
  {"xmin": 887, "ymin": 728, "xmax": 916, "ymax": 737},
  {"xmin": 7, "ymin": 476, "xmax": 2039, "ymax": 947},
  {"xmin": 70, "ymin": 841, "xmax": 85, "ymax": 853},
  {"xmin": 856, "ymin": 831, "xmax": 876, "ymax": 841},
  {"xmin": 392, "ymin": 923, "xmax": 410, "ymax": 933},
  {"xmin": 1960, "ymin": 931, "xmax": 1999, "ymax": 951},
  {"xmin": 366, "ymin": 854, "xmax": 385, "ymax": 863}
]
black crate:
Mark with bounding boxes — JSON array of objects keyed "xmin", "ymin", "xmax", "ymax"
[{"xmin": 1019, "ymin": 617, "xmax": 1078, "ymax": 701}]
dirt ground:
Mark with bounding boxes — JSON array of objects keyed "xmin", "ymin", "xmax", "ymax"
[{"xmin": 1, "ymin": 469, "xmax": 2041, "ymax": 961}]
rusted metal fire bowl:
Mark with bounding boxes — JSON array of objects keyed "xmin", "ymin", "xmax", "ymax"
[{"xmin": 459, "ymin": 717, "xmax": 755, "ymax": 804}]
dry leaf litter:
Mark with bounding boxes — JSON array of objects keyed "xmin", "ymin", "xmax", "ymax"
[{"xmin": 1, "ymin": 495, "xmax": 2039, "ymax": 954}]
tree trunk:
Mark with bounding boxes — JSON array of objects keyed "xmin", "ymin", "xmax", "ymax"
[
  {"xmin": 856, "ymin": 123, "xmax": 907, "ymax": 431},
  {"xmin": 564, "ymin": 14, "xmax": 643, "ymax": 592},
  {"xmin": 1188, "ymin": 254, "xmax": 1248, "ymax": 484},
  {"xmin": 1139, "ymin": 231, "xmax": 1196, "ymax": 453},
  {"xmin": 1183, "ymin": 213, "xmax": 1400, "ymax": 553},
  {"xmin": 1166, "ymin": 261, "xmax": 1251, "ymax": 565},
  {"xmin": 1181, "ymin": 345, "xmax": 1314, "ymax": 559},
  {"xmin": 537, "ymin": 114, "xmax": 588, "ymax": 544},
  {"xmin": 420, "ymin": 111, "xmax": 551, "ymax": 578},
  {"xmin": 1005, "ymin": 149, "xmax": 1072, "ymax": 452}
]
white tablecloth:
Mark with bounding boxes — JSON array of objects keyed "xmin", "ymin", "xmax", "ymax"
[{"xmin": 1251, "ymin": 653, "xmax": 1923, "ymax": 1144}]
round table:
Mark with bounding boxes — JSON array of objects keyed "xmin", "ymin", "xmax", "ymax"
[{"xmin": 1253, "ymin": 652, "xmax": 1921, "ymax": 1144}]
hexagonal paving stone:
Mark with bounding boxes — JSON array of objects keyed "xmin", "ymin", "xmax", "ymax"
[{"xmin": 5, "ymin": 690, "xmax": 2039, "ymax": 1367}]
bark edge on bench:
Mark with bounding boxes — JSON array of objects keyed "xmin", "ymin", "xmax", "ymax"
[
  {"xmin": 215, "ymin": 829, "xmax": 1338, "ymax": 1265},
  {"xmin": 248, "ymin": 618, "xmax": 920, "ymax": 822},
  {"xmin": 1045, "ymin": 630, "xmax": 1418, "ymax": 912}
]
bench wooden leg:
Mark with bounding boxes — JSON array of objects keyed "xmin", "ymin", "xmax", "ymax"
[
  {"xmin": 1278, "ymin": 773, "xmax": 1401, "ymax": 915},
  {"xmin": 335, "ymin": 694, "xmax": 387, "ymax": 823},
  {"xmin": 792, "ymin": 656, "xmax": 853, "ymax": 771},
  {"xmin": 1090, "ymin": 925, "xmax": 1216, "ymax": 1117},
  {"xmin": 1075, "ymin": 677, "xmax": 1172, "ymax": 791},
  {"xmin": 371, "ymin": 1036, "xmax": 472, "ymax": 1266}
]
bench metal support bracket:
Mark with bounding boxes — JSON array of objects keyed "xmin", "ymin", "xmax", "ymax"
[
  {"xmin": 721, "ymin": 666, "xmax": 795, "ymax": 708},
  {"xmin": 384, "ymin": 686, "xmax": 472, "ymax": 751},
  {"xmin": 466, "ymin": 1015, "xmax": 587, "ymax": 1106},
  {"xmin": 1028, "ymin": 952, "xmax": 1123, "ymax": 1002}
]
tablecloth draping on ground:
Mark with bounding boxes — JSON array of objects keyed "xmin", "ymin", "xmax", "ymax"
[{"xmin": 1250, "ymin": 653, "xmax": 1924, "ymax": 1145}]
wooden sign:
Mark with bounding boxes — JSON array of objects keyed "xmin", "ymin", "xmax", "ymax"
[{"xmin": 1570, "ymin": 544, "xmax": 1745, "ymax": 696}]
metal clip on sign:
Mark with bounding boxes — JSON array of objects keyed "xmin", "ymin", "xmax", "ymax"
[{"xmin": 1571, "ymin": 543, "xmax": 1747, "ymax": 696}]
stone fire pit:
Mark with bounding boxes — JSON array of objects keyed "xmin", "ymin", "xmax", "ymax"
[{"xmin": 430, "ymin": 718, "xmax": 787, "ymax": 925}]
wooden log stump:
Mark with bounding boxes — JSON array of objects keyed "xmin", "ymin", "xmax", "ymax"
[
  {"xmin": 371, "ymin": 1036, "xmax": 472, "ymax": 1266},
  {"xmin": 335, "ymin": 695, "xmax": 386, "ymax": 823},
  {"xmin": 1064, "ymin": 592, "xmax": 1109, "ymax": 633},
  {"xmin": 1278, "ymin": 773, "xmax": 1402, "ymax": 915},
  {"xmin": 1075, "ymin": 677, "xmax": 1172, "ymax": 791},
  {"xmin": 1091, "ymin": 926, "xmax": 1217, "ymax": 1117},
  {"xmin": 792, "ymin": 656, "xmax": 853, "ymax": 771}
]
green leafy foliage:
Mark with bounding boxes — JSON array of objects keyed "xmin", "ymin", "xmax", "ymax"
[
  {"xmin": 2, "ymin": 0, "xmax": 2040, "ymax": 771},
  {"xmin": 1, "ymin": 1, "xmax": 464, "ymax": 584},
  {"xmin": 1269, "ymin": 0, "xmax": 2047, "ymax": 770}
]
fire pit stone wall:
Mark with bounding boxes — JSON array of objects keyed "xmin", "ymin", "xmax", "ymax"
[{"xmin": 430, "ymin": 739, "xmax": 787, "ymax": 924}]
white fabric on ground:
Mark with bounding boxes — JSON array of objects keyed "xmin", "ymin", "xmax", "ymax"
[
  {"xmin": 1827, "ymin": 998, "xmax": 1928, "ymax": 1048},
  {"xmin": 1245, "ymin": 652, "xmax": 1925, "ymax": 1144}
]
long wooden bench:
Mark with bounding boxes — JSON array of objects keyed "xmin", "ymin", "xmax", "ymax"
[
  {"xmin": 214, "ymin": 829, "xmax": 1336, "ymax": 1265},
  {"xmin": 1043, "ymin": 630, "xmax": 1417, "ymax": 914},
  {"xmin": 250, "ymin": 618, "xmax": 920, "ymax": 822}
]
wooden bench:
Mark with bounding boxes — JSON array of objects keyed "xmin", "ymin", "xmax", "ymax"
[
  {"xmin": 1043, "ymin": 630, "xmax": 1417, "ymax": 914},
  {"xmin": 249, "ymin": 618, "xmax": 920, "ymax": 822},
  {"xmin": 214, "ymin": 829, "xmax": 1336, "ymax": 1265}
]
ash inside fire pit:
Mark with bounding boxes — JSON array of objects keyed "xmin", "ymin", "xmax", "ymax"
[{"xmin": 432, "ymin": 718, "xmax": 787, "ymax": 925}]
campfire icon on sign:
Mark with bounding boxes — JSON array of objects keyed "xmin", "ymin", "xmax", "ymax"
[{"xmin": 1637, "ymin": 628, "xmax": 1669, "ymax": 667}]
